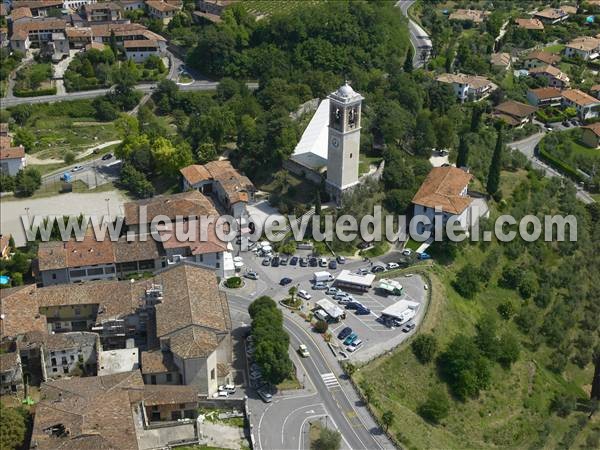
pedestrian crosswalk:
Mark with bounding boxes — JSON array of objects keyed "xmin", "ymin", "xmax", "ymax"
[{"xmin": 320, "ymin": 372, "xmax": 340, "ymax": 390}]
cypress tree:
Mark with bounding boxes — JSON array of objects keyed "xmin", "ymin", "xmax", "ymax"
[
  {"xmin": 404, "ymin": 46, "xmax": 414, "ymax": 73},
  {"xmin": 456, "ymin": 134, "xmax": 469, "ymax": 168},
  {"xmin": 487, "ymin": 128, "xmax": 503, "ymax": 195}
]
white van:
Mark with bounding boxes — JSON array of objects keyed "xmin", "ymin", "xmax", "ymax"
[
  {"xmin": 347, "ymin": 339, "xmax": 362, "ymax": 352},
  {"xmin": 313, "ymin": 271, "xmax": 333, "ymax": 283}
]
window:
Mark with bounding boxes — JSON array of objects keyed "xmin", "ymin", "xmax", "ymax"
[
  {"xmin": 166, "ymin": 373, "xmax": 172, "ymax": 382},
  {"xmin": 61, "ymin": 357, "xmax": 67, "ymax": 365},
  {"xmin": 70, "ymin": 355, "xmax": 75, "ymax": 361},
  {"xmin": 150, "ymin": 375, "xmax": 156, "ymax": 385},
  {"xmin": 75, "ymin": 308, "xmax": 81, "ymax": 316},
  {"xmin": 179, "ymin": 404, "xmax": 185, "ymax": 409},
  {"xmin": 350, "ymin": 153, "xmax": 353, "ymax": 159},
  {"xmin": 216, "ymin": 262, "xmax": 220, "ymax": 268},
  {"xmin": 51, "ymin": 358, "xmax": 57, "ymax": 366},
  {"xmin": 78, "ymin": 355, "xmax": 83, "ymax": 362},
  {"xmin": 52, "ymin": 273, "xmax": 57, "ymax": 280},
  {"xmin": 63, "ymin": 367, "xmax": 69, "ymax": 374},
  {"xmin": 210, "ymin": 369, "xmax": 215, "ymax": 380},
  {"xmin": 52, "ymin": 368, "xmax": 58, "ymax": 373}
]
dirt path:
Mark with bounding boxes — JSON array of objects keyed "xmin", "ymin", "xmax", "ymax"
[{"xmin": 26, "ymin": 140, "xmax": 122, "ymax": 165}]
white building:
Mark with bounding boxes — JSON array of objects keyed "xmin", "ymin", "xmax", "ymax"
[
  {"xmin": 436, "ymin": 73, "xmax": 497, "ymax": 103},
  {"xmin": 63, "ymin": 0, "xmax": 96, "ymax": 10},
  {"xmin": 0, "ymin": 138, "xmax": 26, "ymax": 176},
  {"xmin": 564, "ymin": 37, "xmax": 600, "ymax": 60},
  {"xmin": 124, "ymin": 38, "xmax": 160, "ymax": 62},
  {"xmin": 412, "ymin": 166, "xmax": 488, "ymax": 234},
  {"xmin": 380, "ymin": 300, "xmax": 419, "ymax": 325},
  {"xmin": 561, "ymin": 89, "xmax": 600, "ymax": 120},
  {"xmin": 98, "ymin": 340, "xmax": 139, "ymax": 376},
  {"xmin": 334, "ymin": 270, "xmax": 375, "ymax": 292}
]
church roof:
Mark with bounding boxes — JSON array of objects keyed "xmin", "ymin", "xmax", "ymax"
[{"xmin": 290, "ymin": 98, "xmax": 330, "ymax": 171}]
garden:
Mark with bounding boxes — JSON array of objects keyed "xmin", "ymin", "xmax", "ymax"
[{"xmin": 14, "ymin": 62, "xmax": 56, "ymax": 97}]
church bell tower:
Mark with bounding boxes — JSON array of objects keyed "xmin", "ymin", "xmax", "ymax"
[{"xmin": 326, "ymin": 82, "xmax": 363, "ymax": 201}]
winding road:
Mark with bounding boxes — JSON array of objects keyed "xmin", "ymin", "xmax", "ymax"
[{"xmin": 396, "ymin": 0, "xmax": 432, "ymax": 68}]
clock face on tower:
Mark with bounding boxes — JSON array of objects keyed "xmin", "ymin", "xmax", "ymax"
[{"xmin": 331, "ymin": 137, "xmax": 339, "ymax": 148}]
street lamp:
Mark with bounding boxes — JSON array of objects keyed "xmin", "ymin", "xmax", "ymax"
[
  {"xmin": 24, "ymin": 207, "xmax": 31, "ymax": 222},
  {"xmin": 105, "ymin": 198, "xmax": 110, "ymax": 222}
]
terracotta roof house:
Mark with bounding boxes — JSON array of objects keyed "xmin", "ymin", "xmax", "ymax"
[
  {"xmin": 82, "ymin": 2, "xmax": 123, "ymax": 22},
  {"xmin": 527, "ymin": 87, "xmax": 563, "ymax": 107},
  {"xmin": 515, "ymin": 18, "xmax": 545, "ymax": 30},
  {"xmin": 522, "ymin": 50, "xmax": 560, "ymax": 68},
  {"xmin": 581, "ymin": 123, "xmax": 600, "ymax": 148},
  {"xmin": 9, "ymin": 6, "xmax": 33, "ymax": 21},
  {"xmin": 412, "ymin": 166, "xmax": 488, "ymax": 232},
  {"xmin": 490, "ymin": 52, "xmax": 511, "ymax": 70},
  {"xmin": 529, "ymin": 64, "xmax": 570, "ymax": 89},
  {"xmin": 533, "ymin": 8, "xmax": 570, "ymax": 24},
  {"xmin": 435, "ymin": 73, "xmax": 497, "ymax": 103},
  {"xmin": 0, "ymin": 285, "xmax": 48, "ymax": 338},
  {"xmin": 449, "ymin": 9, "xmax": 489, "ymax": 23},
  {"xmin": 0, "ymin": 351, "xmax": 23, "ymax": 394},
  {"xmin": 492, "ymin": 100, "xmax": 538, "ymax": 127},
  {"xmin": 0, "ymin": 136, "xmax": 26, "ymax": 176},
  {"xmin": 180, "ymin": 160, "xmax": 256, "ymax": 217},
  {"xmin": 146, "ymin": 0, "xmax": 181, "ymax": 24},
  {"xmin": 565, "ymin": 36, "xmax": 600, "ymax": 60},
  {"xmin": 561, "ymin": 89, "xmax": 600, "ymax": 120},
  {"xmin": 11, "ymin": 0, "xmax": 62, "ymax": 17}
]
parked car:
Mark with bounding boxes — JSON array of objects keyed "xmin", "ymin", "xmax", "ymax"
[
  {"xmin": 298, "ymin": 290, "xmax": 312, "ymax": 300},
  {"xmin": 336, "ymin": 255, "xmax": 346, "ymax": 264},
  {"xmin": 562, "ymin": 120, "xmax": 571, "ymax": 127},
  {"xmin": 309, "ymin": 257, "xmax": 318, "ymax": 267},
  {"xmin": 357, "ymin": 241, "xmax": 370, "ymax": 249},
  {"xmin": 371, "ymin": 265, "xmax": 385, "ymax": 273},
  {"xmin": 326, "ymin": 287, "xmax": 340, "ymax": 296},
  {"xmin": 290, "ymin": 256, "xmax": 299, "ymax": 266},
  {"xmin": 280, "ymin": 256, "xmax": 288, "ymax": 266},
  {"xmin": 355, "ymin": 307, "xmax": 371, "ymax": 315},
  {"xmin": 343, "ymin": 333, "xmax": 358, "ymax": 346},
  {"xmin": 244, "ymin": 271, "xmax": 259, "ymax": 280},
  {"xmin": 333, "ymin": 293, "xmax": 349, "ymax": 301},
  {"xmin": 299, "ymin": 257, "xmax": 308, "ymax": 267},
  {"xmin": 345, "ymin": 301, "xmax": 363, "ymax": 310},
  {"xmin": 280, "ymin": 277, "xmax": 292, "ymax": 286},
  {"xmin": 337, "ymin": 297, "xmax": 351, "ymax": 305},
  {"xmin": 402, "ymin": 322, "xmax": 416, "ymax": 333},
  {"xmin": 312, "ymin": 282, "xmax": 328, "ymax": 290},
  {"xmin": 319, "ymin": 257, "xmax": 328, "ymax": 267},
  {"xmin": 337, "ymin": 327, "xmax": 352, "ymax": 340},
  {"xmin": 262, "ymin": 257, "xmax": 272, "ymax": 266},
  {"xmin": 328, "ymin": 260, "xmax": 338, "ymax": 270},
  {"xmin": 346, "ymin": 339, "xmax": 362, "ymax": 352},
  {"xmin": 402, "ymin": 249, "xmax": 412, "ymax": 256},
  {"xmin": 101, "ymin": 153, "xmax": 113, "ymax": 161},
  {"xmin": 219, "ymin": 384, "xmax": 236, "ymax": 394},
  {"xmin": 386, "ymin": 262, "xmax": 399, "ymax": 270},
  {"xmin": 356, "ymin": 268, "xmax": 368, "ymax": 275},
  {"xmin": 417, "ymin": 252, "xmax": 431, "ymax": 260},
  {"xmin": 71, "ymin": 165, "xmax": 84, "ymax": 172},
  {"xmin": 257, "ymin": 388, "xmax": 273, "ymax": 403}
]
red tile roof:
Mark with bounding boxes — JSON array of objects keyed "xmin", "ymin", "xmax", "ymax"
[{"xmin": 412, "ymin": 167, "xmax": 473, "ymax": 214}]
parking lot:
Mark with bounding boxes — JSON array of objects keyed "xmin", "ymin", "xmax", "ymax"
[{"xmin": 239, "ymin": 247, "xmax": 428, "ymax": 363}]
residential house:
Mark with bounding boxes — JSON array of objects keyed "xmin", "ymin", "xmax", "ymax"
[
  {"xmin": 196, "ymin": 0, "xmax": 232, "ymax": 15},
  {"xmin": 412, "ymin": 166, "xmax": 488, "ymax": 232},
  {"xmin": 515, "ymin": 18, "xmax": 544, "ymax": 30},
  {"xmin": 180, "ymin": 160, "xmax": 256, "ymax": 217},
  {"xmin": 0, "ymin": 233, "xmax": 12, "ymax": 259},
  {"xmin": 448, "ymin": 9, "xmax": 489, "ymax": 24},
  {"xmin": 533, "ymin": 8, "xmax": 570, "ymax": 24},
  {"xmin": 141, "ymin": 349, "xmax": 180, "ymax": 385},
  {"xmin": 590, "ymin": 84, "xmax": 600, "ymax": 99},
  {"xmin": 97, "ymin": 341, "xmax": 139, "ymax": 375},
  {"xmin": 565, "ymin": 36, "xmax": 600, "ymax": 60},
  {"xmin": 0, "ymin": 285, "xmax": 49, "ymax": 340},
  {"xmin": 82, "ymin": 2, "xmax": 123, "ymax": 22},
  {"xmin": 140, "ymin": 384, "xmax": 199, "ymax": 422},
  {"xmin": 152, "ymin": 263, "xmax": 233, "ymax": 396},
  {"xmin": 123, "ymin": 38, "xmax": 160, "ymax": 62},
  {"xmin": 0, "ymin": 351, "xmax": 23, "ymax": 394},
  {"xmin": 36, "ymin": 233, "xmax": 164, "ymax": 286},
  {"xmin": 11, "ymin": 1, "xmax": 63, "ymax": 17},
  {"xmin": 492, "ymin": 100, "xmax": 538, "ymax": 127},
  {"xmin": 10, "ymin": 17, "xmax": 67, "ymax": 51},
  {"xmin": 581, "ymin": 123, "xmax": 600, "ymax": 148},
  {"xmin": 436, "ymin": 73, "xmax": 497, "ymax": 103},
  {"xmin": 490, "ymin": 52, "xmax": 511, "ymax": 71},
  {"xmin": 522, "ymin": 50, "xmax": 560, "ymax": 69},
  {"xmin": 529, "ymin": 64, "xmax": 570, "ymax": 88},
  {"xmin": 146, "ymin": 0, "xmax": 181, "ymax": 24},
  {"xmin": 118, "ymin": 0, "xmax": 146, "ymax": 12},
  {"xmin": 89, "ymin": 22, "xmax": 167, "ymax": 54},
  {"xmin": 65, "ymin": 25, "xmax": 93, "ymax": 47},
  {"xmin": 63, "ymin": 0, "xmax": 97, "ymax": 10},
  {"xmin": 0, "ymin": 122, "xmax": 8, "ymax": 136},
  {"xmin": 561, "ymin": 88, "xmax": 600, "ymax": 120},
  {"xmin": 9, "ymin": 6, "xmax": 33, "ymax": 22},
  {"xmin": 527, "ymin": 87, "xmax": 563, "ymax": 107},
  {"xmin": 0, "ymin": 136, "xmax": 26, "ymax": 176},
  {"xmin": 43, "ymin": 331, "xmax": 98, "ymax": 379}
]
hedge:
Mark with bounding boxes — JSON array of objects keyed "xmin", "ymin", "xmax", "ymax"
[
  {"xmin": 13, "ymin": 87, "xmax": 57, "ymax": 97},
  {"xmin": 537, "ymin": 144, "xmax": 585, "ymax": 182}
]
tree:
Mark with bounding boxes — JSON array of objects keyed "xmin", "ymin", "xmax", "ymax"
[
  {"xmin": 0, "ymin": 403, "xmax": 26, "ymax": 450},
  {"xmin": 14, "ymin": 167, "xmax": 41, "ymax": 197},
  {"xmin": 418, "ymin": 387, "xmax": 450, "ymax": 424},
  {"xmin": 438, "ymin": 334, "xmax": 491, "ymax": 400},
  {"xmin": 93, "ymin": 97, "xmax": 119, "ymax": 121},
  {"xmin": 456, "ymin": 133, "xmax": 469, "ymax": 168},
  {"xmin": 403, "ymin": 46, "xmax": 413, "ymax": 73},
  {"xmin": 288, "ymin": 286, "xmax": 298, "ymax": 302},
  {"xmin": 486, "ymin": 128, "xmax": 503, "ymax": 196},
  {"xmin": 592, "ymin": 346, "xmax": 600, "ymax": 401},
  {"xmin": 312, "ymin": 427, "xmax": 341, "ymax": 450},
  {"xmin": 550, "ymin": 392, "xmax": 577, "ymax": 417},
  {"xmin": 13, "ymin": 128, "xmax": 35, "ymax": 151},
  {"xmin": 411, "ymin": 333, "xmax": 437, "ymax": 363},
  {"xmin": 249, "ymin": 296, "xmax": 278, "ymax": 319},
  {"xmin": 470, "ymin": 103, "xmax": 484, "ymax": 132},
  {"xmin": 452, "ymin": 264, "xmax": 481, "ymax": 299},
  {"xmin": 314, "ymin": 320, "xmax": 328, "ymax": 334},
  {"xmin": 63, "ymin": 151, "xmax": 75, "ymax": 164},
  {"xmin": 109, "ymin": 30, "xmax": 118, "ymax": 56},
  {"xmin": 382, "ymin": 410, "xmax": 395, "ymax": 431},
  {"xmin": 496, "ymin": 331, "xmax": 521, "ymax": 368},
  {"xmin": 413, "ymin": 111, "xmax": 436, "ymax": 156}
]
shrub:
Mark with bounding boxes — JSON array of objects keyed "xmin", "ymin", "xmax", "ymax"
[
  {"xmin": 63, "ymin": 151, "xmax": 76, "ymax": 164},
  {"xmin": 411, "ymin": 333, "xmax": 437, "ymax": 363},
  {"xmin": 224, "ymin": 276, "xmax": 242, "ymax": 288},
  {"xmin": 550, "ymin": 392, "xmax": 577, "ymax": 417},
  {"xmin": 418, "ymin": 388, "xmax": 450, "ymax": 424}
]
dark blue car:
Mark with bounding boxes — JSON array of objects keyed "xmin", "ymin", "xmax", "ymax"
[
  {"xmin": 290, "ymin": 256, "xmax": 298, "ymax": 266},
  {"xmin": 337, "ymin": 326, "xmax": 352, "ymax": 340},
  {"xmin": 345, "ymin": 302, "xmax": 362, "ymax": 310},
  {"xmin": 355, "ymin": 307, "xmax": 371, "ymax": 315}
]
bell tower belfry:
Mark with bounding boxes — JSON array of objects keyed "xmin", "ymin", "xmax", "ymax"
[{"xmin": 326, "ymin": 82, "xmax": 363, "ymax": 202}]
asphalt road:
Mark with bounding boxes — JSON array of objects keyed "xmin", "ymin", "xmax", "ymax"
[
  {"xmin": 396, "ymin": 0, "xmax": 432, "ymax": 68},
  {"xmin": 508, "ymin": 132, "xmax": 596, "ymax": 204}
]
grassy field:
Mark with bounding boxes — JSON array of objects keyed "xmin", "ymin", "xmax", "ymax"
[
  {"xmin": 353, "ymin": 171, "xmax": 597, "ymax": 449},
  {"xmin": 544, "ymin": 44, "xmax": 565, "ymax": 54},
  {"xmin": 359, "ymin": 154, "xmax": 382, "ymax": 176}
]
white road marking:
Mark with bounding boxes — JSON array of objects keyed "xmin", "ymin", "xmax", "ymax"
[{"xmin": 320, "ymin": 372, "xmax": 341, "ymax": 389}]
